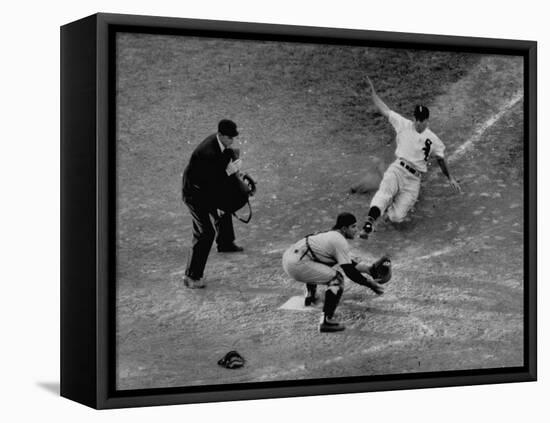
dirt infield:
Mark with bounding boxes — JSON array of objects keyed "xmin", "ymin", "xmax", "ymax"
[{"xmin": 114, "ymin": 34, "xmax": 524, "ymax": 390}]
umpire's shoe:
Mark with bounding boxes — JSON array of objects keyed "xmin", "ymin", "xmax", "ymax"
[
  {"xmin": 319, "ymin": 316, "xmax": 345, "ymax": 333},
  {"xmin": 183, "ymin": 275, "xmax": 205, "ymax": 289},
  {"xmin": 217, "ymin": 243, "xmax": 244, "ymax": 253}
]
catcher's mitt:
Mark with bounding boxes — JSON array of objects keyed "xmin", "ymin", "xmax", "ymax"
[{"xmin": 368, "ymin": 256, "xmax": 392, "ymax": 284}]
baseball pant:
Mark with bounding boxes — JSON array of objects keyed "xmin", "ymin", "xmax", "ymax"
[
  {"xmin": 184, "ymin": 199, "xmax": 235, "ymax": 280},
  {"xmin": 370, "ymin": 161, "xmax": 421, "ymax": 222},
  {"xmin": 282, "ymin": 247, "xmax": 340, "ymax": 285}
]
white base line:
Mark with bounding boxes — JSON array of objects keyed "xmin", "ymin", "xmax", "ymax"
[
  {"xmin": 398, "ymin": 246, "xmax": 455, "ymax": 264},
  {"xmin": 449, "ymin": 90, "xmax": 523, "ymax": 163}
]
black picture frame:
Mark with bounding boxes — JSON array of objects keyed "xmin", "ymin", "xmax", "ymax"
[{"xmin": 60, "ymin": 12, "xmax": 537, "ymax": 409}]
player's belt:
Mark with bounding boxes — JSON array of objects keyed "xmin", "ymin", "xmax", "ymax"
[{"xmin": 399, "ymin": 160, "xmax": 421, "ymax": 177}]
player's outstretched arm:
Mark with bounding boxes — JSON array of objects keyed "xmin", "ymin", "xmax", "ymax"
[
  {"xmin": 365, "ymin": 76, "xmax": 391, "ymax": 118},
  {"xmin": 436, "ymin": 156, "xmax": 462, "ymax": 193},
  {"xmin": 353, "ymin": 260, "xmax": 371, "ymax": 274},
  {"xmin": 341, "ymin": 263, "xmax": 384, "ymax": 295}
]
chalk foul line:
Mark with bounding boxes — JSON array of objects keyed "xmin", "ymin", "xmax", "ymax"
[{"xmin": 449, "ymin": 90, "xmax": 524, "ymax": 163}]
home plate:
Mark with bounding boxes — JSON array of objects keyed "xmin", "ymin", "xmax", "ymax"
[{"xmin": 279, "ymin": 296, "xmax": 319, "ymax": 312}]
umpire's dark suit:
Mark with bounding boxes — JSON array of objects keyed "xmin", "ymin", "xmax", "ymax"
[{"xmin": 182, "ymin": 133, "xmax": 237, "ymax": 280}]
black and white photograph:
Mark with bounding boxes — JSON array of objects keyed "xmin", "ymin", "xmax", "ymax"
[
  {"xmin": 5, "ymin": 0, "xmax": 548, "ymax": 421},
  {"xmin": 114, "ymin": 29, "xmax": 528, "ymax": 390}
]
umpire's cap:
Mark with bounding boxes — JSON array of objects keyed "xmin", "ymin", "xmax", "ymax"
[
  {"xmin": 413, "ymin": 105, "xmax": 430, "ymax": 121},
  {"xmin": 218, "ymin": 119, "xmax": 239, "ymax": 137},
  {"xmin": 332, "ymin": 212, "xmax": 357, "ymax": 230}
]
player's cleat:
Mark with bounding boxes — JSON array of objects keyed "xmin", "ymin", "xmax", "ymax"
[
  {"xmin": 364, "ymin": 217, "xmax": 375, "ymax": 233},
  {"xmin": 319, "ymin": 316, "xmax": 346, "ymax": 333},
  {"xmin": 359, "ymin": 218, "xmax": 375, "ymax": 239},
  {"xmin": 183, "ymin": 275, "xmax": 205, "ymax": 289},
  {"xmin": 217, "ymin": 243, "xmax": 244, "ymax": 253}
]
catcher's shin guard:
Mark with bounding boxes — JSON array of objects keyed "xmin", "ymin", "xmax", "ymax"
[
  {"xmin": 320, "ymin": 278, "xmax": 345, "ymax": 332},
  {"xmin": 323, "ymin": 274, "xmax": 344, "ymax": 319},
  {"xmin": 322, "ymin": 288, "xmax": 343, "ymax": 319}
]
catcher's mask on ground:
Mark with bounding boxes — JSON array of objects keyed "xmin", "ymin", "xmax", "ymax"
[{"xmin": 217, "ymin": 350, "xmax": 245, "ymax": 369}]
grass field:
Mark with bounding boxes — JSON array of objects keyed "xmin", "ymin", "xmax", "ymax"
[{"xmin": 115, "ymin": 33, "xmax": 524, "ymax": 390}]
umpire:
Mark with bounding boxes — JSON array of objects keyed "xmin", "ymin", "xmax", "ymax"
[{"xmin": 181, "ymin": 119, "xmax": 244, "ymax": 289}]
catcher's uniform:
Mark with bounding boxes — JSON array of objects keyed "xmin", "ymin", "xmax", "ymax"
[
  {"xmin": 282, "ymin": 231, "xmax": 352, "ymax": 285},
  {"xmin": 371, "ymin": 110, "xmax": 445, "ymax": 222}
]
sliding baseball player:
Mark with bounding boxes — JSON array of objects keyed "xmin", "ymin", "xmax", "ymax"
[{"xmin": 360, "ymin": 76, "xmax": 461, "ymax": 237}]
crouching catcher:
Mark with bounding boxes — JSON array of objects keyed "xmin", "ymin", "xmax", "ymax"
[{"xmin": 282, "ymin": 212, "xmax": 388, "ymax": 333}]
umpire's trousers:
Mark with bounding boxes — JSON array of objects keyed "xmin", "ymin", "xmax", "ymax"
[{"xmin": 184, "ymin": 198, "xmax": 235, "ymax": 280}]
